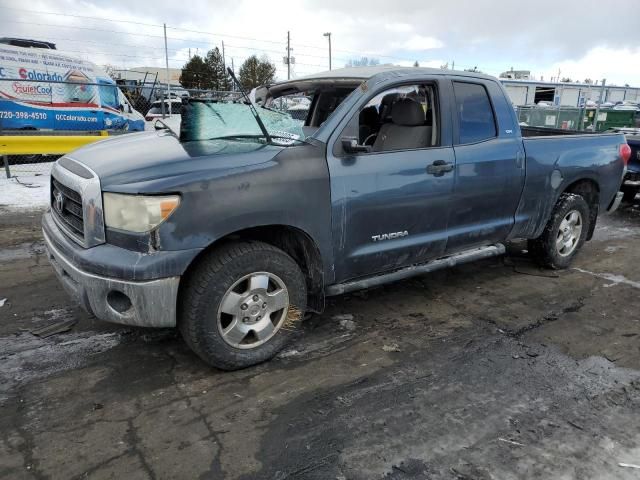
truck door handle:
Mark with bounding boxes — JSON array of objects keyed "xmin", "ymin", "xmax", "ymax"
[{"xmin": 426, "ymin": 160, "xmax": 454, "ymax": 176}]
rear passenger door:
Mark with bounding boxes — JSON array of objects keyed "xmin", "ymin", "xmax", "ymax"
[{"xmin": 445, "ymin": 78, "xmax": 525, "ymax": 253}]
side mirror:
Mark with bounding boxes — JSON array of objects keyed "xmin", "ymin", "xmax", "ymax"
[
  {"xmin": 118, "ymin": 104, "xmax": 125, "ymax": 112},
  {"xmin": 341, "ymin": 136, "xmax": 371, "ymax": 154}
]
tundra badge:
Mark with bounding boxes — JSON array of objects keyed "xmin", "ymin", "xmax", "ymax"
[{"xmin": 371, "ymin": 231, "xmax": 409, "ymax": 242}]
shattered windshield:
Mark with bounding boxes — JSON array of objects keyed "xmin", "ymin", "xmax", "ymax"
[{"xmin": 180, "ymin": 100, "xmax": 305, "ymax": 145}]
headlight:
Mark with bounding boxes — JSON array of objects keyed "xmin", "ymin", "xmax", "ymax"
[{"xmin": 103, "ymin": 193, "xmax": 180, "ymax": 233}]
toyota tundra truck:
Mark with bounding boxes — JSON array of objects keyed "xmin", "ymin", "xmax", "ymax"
[{"xmin": 42, "ymin": 66, "xmax": 630, "ymax": 370}]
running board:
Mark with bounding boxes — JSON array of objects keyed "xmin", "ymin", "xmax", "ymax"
[{"xmin": 325, "ymin": 244, "xmax": 506, "ymax": 296}]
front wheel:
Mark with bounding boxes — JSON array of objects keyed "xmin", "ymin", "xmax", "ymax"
[
  {"xmin": 179, "ymin": 241, "xmax": 307, "ymax": 370},
  {"xmin": 528, "ymin": 193, "xmax": 590, "ymax": 269}
]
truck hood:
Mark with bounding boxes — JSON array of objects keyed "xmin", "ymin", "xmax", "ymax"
[{"xmin": 65, "ymin": 130, "xmax": 284, "ymax": 191}]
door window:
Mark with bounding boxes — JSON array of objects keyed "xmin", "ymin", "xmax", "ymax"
[
  {"xmin": 98, "ymin": 82, "xmax": 119, "ymax": 109},
  {"xmin": 453, "ymin": 82, "xmax": 496, "ymax": 144},
  {"xmin": 356, "ymin": 84, "xmax": 439, "ymax": 152}
]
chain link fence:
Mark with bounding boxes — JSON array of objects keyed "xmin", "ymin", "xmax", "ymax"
[
  {"xmin": 3, "ymin": 154, "xmax": 58, "ymax": 176},
  {"xmin": 516, "ymin": 105, "xmax": 639, "ymax": 131},
  {"xmin": 516, "ymin": 106, "xmax": 585, "ymax": 130}
]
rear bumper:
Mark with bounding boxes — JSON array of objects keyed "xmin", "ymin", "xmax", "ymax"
[{"xmin": 43, "ymin": 213, "xmax": 182, "ymax": 328}]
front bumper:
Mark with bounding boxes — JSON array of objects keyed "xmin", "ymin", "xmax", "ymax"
[{"xmin": 43, "ymin": 219, "xmax": 180, "ymax": 328}]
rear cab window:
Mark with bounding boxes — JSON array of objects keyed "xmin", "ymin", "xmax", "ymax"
[{"xmin": 452, "ymin": 81, "xmax": 497, "ymax": 144}]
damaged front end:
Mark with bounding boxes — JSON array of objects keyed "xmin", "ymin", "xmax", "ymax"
[{"xmin": 43, "ymin": 157, "xmax": 198, "ymax": 328}]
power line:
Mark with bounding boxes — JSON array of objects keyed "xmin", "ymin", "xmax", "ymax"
[
  {"xmin": 2, "ymin": 19, "xmax": 167, "ymax": 38},
  {"xmin": 165, "ymin": 25, "xmax": 286, "ymax": 46},
  {"xmin": 0, "ymin": 13, "xmax": 474, "ymax": 75},
  {"xmin": 2, "ymin": 6, "xmax": 164, "ymax": 28},
  {"xmin": 3, "ymin": 8, "xmax": 289, "ymax": 46},
  {"xmin": 0, "ymin": 17, "xmax": 443, "ymax": 68},
  {"xmin": 1, "ymin": 9, "xmax": 437, "ymax": 65}
]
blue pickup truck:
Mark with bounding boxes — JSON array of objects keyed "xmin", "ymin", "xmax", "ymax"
[{"xmin": 42, "ymin": 66, "xmax": 629, "ymax": 369}]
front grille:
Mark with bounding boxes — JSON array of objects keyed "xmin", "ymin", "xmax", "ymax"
[{"xmin": 51, "ymin": 176, "xmax": 84, "ymax": 239}]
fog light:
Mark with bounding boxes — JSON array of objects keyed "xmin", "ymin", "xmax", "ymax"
[{"xmin": 106, "ymin": 290, "xmax": 132, "ymax": 314}]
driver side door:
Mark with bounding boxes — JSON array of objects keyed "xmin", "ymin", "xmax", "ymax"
[{"xmin": 327, "ymin": 79, "xmax": 456, "ymax": 282}]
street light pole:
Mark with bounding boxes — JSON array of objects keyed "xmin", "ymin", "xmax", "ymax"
[
  {"xmin": 287, "ymin": 31, "xmax": 291, "ymax": 80},
  {"xmin": 323, "ymin": 32, "xmax": 332, "ymax": 70}
]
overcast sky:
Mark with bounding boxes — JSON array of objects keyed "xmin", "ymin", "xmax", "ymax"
[{"xmin": 1, "ymin": 0, "xmax": 639, "ymax": 85}]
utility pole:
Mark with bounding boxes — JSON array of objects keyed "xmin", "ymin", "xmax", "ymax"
[
  {"xmin": 452, "ymin": 60, "xmax": 455, "ymax": 70},
  {"xmin": 287, "ymin": 31, "xmax": 291, "ymax": 80},
  {"xmin": 221, "ymin": 41, "xmax": 227, "ymax": 92},
  {"xmin": 231, "ymin": 57, "xmax": 235, "ymax": 92},
  {"xmin": 163, "ymin": 23, "xmax": 171, "ymax": 116},
  {"xmin": 592, "ymin": 78, "xmax": 606, "ymax": 132},
  {"xmin": 323, "ymin": 32, "xmax": 332, "ymax": 70}
]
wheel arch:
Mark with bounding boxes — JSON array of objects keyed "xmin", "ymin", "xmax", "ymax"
[
  {"xmin": 180, "ymin": 224, "xmax": 325, "ymax": 313},
  {"xmin": 561, "ymin": 178, "xmax": 600, "ymax": 241}
]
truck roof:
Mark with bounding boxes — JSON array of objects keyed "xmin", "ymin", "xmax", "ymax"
[
  {"xmin": 264, "ymin": 66, "xmax": 498, "ymax": 99},
  {"xmin": 273, "ymin": 65, "xmax": 496, "ymax": 87}
]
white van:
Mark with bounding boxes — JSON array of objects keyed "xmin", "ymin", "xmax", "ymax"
[{"xmin": 0, "ymin": 43, "xmax": 145, "ymax": 131}]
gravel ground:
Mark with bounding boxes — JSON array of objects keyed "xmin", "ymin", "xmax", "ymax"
[{"xmin": 1, "ymin": 204, "xmax": 640, "ymax": 479}]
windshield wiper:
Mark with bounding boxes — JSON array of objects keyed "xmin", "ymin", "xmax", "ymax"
[
  {"xmin": 226, "ymin": 67, "xmax": 273, "ymax": 144},
  {"xmin": 207, "ymin": 134, "xmax": 304, "ymax": 145}
]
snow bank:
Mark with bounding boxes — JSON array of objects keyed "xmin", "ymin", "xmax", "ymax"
[{"xmin": 0, "ymin": 163, "xmax": 53, "ymax": 211}]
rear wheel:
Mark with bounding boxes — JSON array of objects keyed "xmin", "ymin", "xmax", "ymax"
[
  {"xmin": 528, "ymin": 193, "xmax": 590, "ymax": 269},
  {"xmin": 179, "ymin": 241, "xmax": 306, "ymax": 370}
]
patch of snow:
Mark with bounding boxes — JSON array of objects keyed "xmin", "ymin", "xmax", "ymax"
[
  {"xmin": 382, "ymin": 343, "xmax": 402, "ymax": 352},
  {"xmin": 0, "ymin": 164, "xmax": 52, "ymax": 211},
  {"xmin": 334, "ymin": 313, "xmax": 357, "ymax": 331},
  {"xmin": 277, "ymin": 349, "xmax": 302, "ymax": 359},
  {"xmin": 593, "ymin": 224, "xmax": 640, "ymax": 241},
  {"xmin": 573, "ymin": 267, "xmax": 640, "ymax": 290},
  {"xmin": 0, "ymin": 298, "xmax": 5, "ymax": 307}
]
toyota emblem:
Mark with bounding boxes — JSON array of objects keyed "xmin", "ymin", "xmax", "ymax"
[{"xmin": 54, "ymin": 191, "xmax": 64, "ymax": 212}]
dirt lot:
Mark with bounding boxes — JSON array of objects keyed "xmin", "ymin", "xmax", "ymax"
[{"xmin": 1, "ymin": 205, "xmax": 640, "ymax": 480}]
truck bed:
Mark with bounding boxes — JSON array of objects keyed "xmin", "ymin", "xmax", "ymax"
[
  {"xmin": 509, "ymin": 130, "xmax": 626, "ymax": 240},
  {"xmin": 521, "ymin": 126, "xmax": 594, "ymax": 137}
]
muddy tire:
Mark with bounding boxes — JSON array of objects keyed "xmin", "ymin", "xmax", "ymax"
[
  {"xmin": 528, "ymin": 193, "xmax": 590, "ymax": 270},
  {"xmin": 179, "ymin": 241, "xmax": 306, "ymax": 370},
  {"xmin": 621, "ymin": 186, "xmax": 638, "ymax": 203}
]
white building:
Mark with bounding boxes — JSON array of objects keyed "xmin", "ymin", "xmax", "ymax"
[
  {"xmin": 499, "ymin": 68, "xmax": 531, "ymax": 80},
  {"xmin": 501, "ymin": 79, "xmax": 640, "ymax": 107}
]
